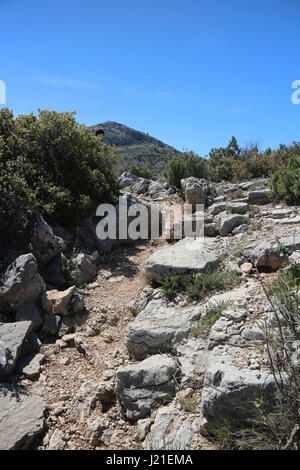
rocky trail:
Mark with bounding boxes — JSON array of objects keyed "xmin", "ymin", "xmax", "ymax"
[{"xmin": 1, "ymin": 175, "xmax": 300, "ymax": 451}]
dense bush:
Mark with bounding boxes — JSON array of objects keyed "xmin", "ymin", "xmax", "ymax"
[
  {"xmin": 268, "ymin": 154, "xmax": 300, "ymax": 204},
  {"xmin": 164, "ymin": 152, "xmax": 208, "ymax": 188},
  {"xmin": 207, "ymin": 137, "xmax": 282, "ymax": 183},
  {"xmin": 0, "ymin": 109, "xmax": 120, "ymax": 248},
  {"xmin": 130, "ymin": 164, "xmax": 153, "ymax": 180}
]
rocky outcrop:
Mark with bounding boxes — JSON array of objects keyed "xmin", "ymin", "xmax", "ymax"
[
  {"xmin": 0, "ymin": 321, "xmax": 32, "ymax": 376},
  {"xmin": 31, "ymin": 216, "xmax": 63, "ymax": 266},
  {"xmin": 219, "ymin": 214, "xmax": 249, "ymax": 236},
  {"xmin": 119, "ymin": 172, "xmax": 139, "ymax": 187},
  {"xmin": 181, "ymin": 177, "xmax": 209, "ymax": 209},
  {"xmin": 175, "ymin": 338, "xmax": 207, "ymax": 389},
  {"xmin": 144, "ymin": 237, "xmax": 220, "ymax": 283},
  {"xmin": 145, "ymin": 405, "xmax": 194, "ymax": 450},
  {"xmin": 0, "ymin": 254, "xmax": 45, "ymax": 310},
  {"xmin": 247, "ymin": 189, "xmax": 271, "ymax": 205},
  {"xmin": 226, "ymin": 202, "xmax": 249, "ymax": 215},
  {"xmin": 199, "ymin": 353, "xmax": 276, "ymax": 435},
  {"xmin": 0, "ymin": 384, "xmax": 46, "ymax": 450},
  {"xmin": 116, "ymin": 355, "xmax": 178, "ymax": 422},
  {"xmin": 250, "ymin": 235, "xmax": 300, "ymax": 270},
  {"xmin": 125, "ymin": 298, "xmax": 203, "ymax": 358},
  {"xmin": 70, "ymin": 252, "xmax": 99, "ymax": 286}
]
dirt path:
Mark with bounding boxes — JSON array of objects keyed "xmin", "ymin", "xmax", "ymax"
[{"xmin": 28, "ymin": 239, "xmax": 168, "ymax": 450}]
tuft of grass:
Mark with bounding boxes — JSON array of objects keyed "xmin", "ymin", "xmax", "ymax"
[
  {"xmin": 178, "ymin": 395, "xmax": 198, "ymax": 412},
  {"xmin": 159, "ymin": 276, "xmax": 181, "ymax": 298},
  {"xmin": 191, "ymin": 300, "xmax": 230, "ymax": 337},
  {"xmin": 158, "ymin": 269, "xmax": 239, "ymax": 302}
]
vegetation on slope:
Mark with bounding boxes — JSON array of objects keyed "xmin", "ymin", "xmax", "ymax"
[{"xmin": 0, "ymin": 109, "xmax": 120, "ymax": 249}]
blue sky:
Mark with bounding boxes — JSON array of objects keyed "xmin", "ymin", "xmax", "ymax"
[{"xmin": 1, "ymin": 0, "xmax": 300, "ymax": 155}]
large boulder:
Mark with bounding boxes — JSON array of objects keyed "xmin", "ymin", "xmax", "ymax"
[
  {"xmin": 132, "ymin": 178, "xmax": 151, "ymax": 195},
  {"xmin": 119, "ymin": 172, "xmax": 139, "ymax": 187},
  {"xmin": 199, "ymin": 353, "xmax": 276, "ymax": 435},
  {"xmin": 148, "ymin": 181, "xmax": 169, "ymax": 200},
  {"xmin": 0, "ymin": 254, "xmax": 45, "ymax": 310},
  {"xmin": 226, "ymin": 202, "xmax": 249, "ymax": 215},
  {"xmin": 70, "ymin": 252, "xmax": 99, "ymax": 286},
  {"xmin": 181, "ymin": 177, "xmax": 209, "ymax": 209},
  {"xmin": 175, "ymin": 338, "xmax": 207, "ymax": 389},
  {"xmin": 247, "ymin": 189, "xmax": 271, "ymax": 205},
  {"xmin": 219, "ymin": 214, "xmax": 249, "ymax": 236},
  {"xmin": 30, "ymin": 216, "xmax": 63, "ymax": 266},
  {"xmin": 0, "ymin": 321, "xmax": 32, "ymax": 376},
  {"xmin": 116, "ymin": 355, "xmax": 178, "ymax": 422},
  {"xmin": 0, "ymin": 384, "xmax": 46, "ymax": 449},
  {"xmin": 144, "ymin": 237, "xmax": 220, "ymax": 283},
  {"xmin": 125, "ymin": 298, "xmax": 202, "ymax": 359},
  {"xmin": 145, "ymin": 405, "xmax": 194, "ymax": 450},
  {"xmin": 209, "ymin": 202, "xmax": 226, "ymax": 216},
  {"xmin": 250, "ymin": 235, "xmax": 300, "ymax": 271}
]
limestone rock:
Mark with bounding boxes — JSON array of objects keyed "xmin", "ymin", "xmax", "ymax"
[
  {"xmin": 145, "ymin": 405, "xmax": 194, "ymax": 450},
  {"xmin": 0, "ymin": 384, "xmax": 46, "ymax": 450},
  {"xmin": 219, "ymin": 214, "xmax": 249, "ymax": 236},
  {"xmin": 119, "ymin": 172, "xmax": 139, "ymax": 187},
  {"xmin": 73, "ymin": 380, "xmax": 115, "ymax": 421},
  {"xmin": 116, "ymin": 354, "xmax": 178, "ymax": 422},
  {"xmin": 209, "ymin": 202, "xmax": 226, "ymax": 216},
  {"xmin": 199, "ymin": 353, "xmax": 276, "ymax": 435},
  {"xmin": 0, "ymin": 321, "xmax": 32, "ymax": 376},
  {"xmin": 226, "ymin": 202, "xmax": 249, "ymax": 215},
  {"xmin": 176, "ymin": 338, "xmax": 207, "ymax": 389},
  {"xmin": 144, "ymin": 237, "xmax": 220, "ymax": 283},
  {"xmin": 42, "ymin": 314, "xmax": 61, "ymax": 335},
  {"xmin": 125, "ymin": 298, "xmax": 203, "ymax": 358},
  {"xmin": 42, "ymin": 286, "xmax": 76, "ymax": 315},
  {"xmin": 15, "ymin": 352, "xmax": 44, "ymax": 379},
  {"xmin": 247, "ymin": 189, "xmax": 271, "ymax": 205},
  {"xmin": 181, "ymin": 177, "xmax": 209, "ymax": 208},
  {"xmin": 15, "ymin": 303, "xmax": 43, "ymax": 330},
  {"xmin": 31, "ymin": 216, "xmax": 63, "ymax": 265},
  {"xmin": 250, "ymin": 236, "xmax": 300, "ymax": 270},
  {"xmin": 48, "ymin": 429, "xmax": 66, "ymax": 450},
  {"xmin": 0, "ymin": 254, "xmax": 45, "ymax": 310},
  {"xmin": 70, "ymin": 253, "xmax": 98, "ymax": 286}
]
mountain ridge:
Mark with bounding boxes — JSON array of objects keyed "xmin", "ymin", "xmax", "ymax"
[{"xmin": 92, "ymin": 121, "xmax": 184, "ymax": 177}]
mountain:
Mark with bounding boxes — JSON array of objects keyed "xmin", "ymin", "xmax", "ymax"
[{"xmin": 92, "ymin": 121, "xmax": 184, "ymax": 177}]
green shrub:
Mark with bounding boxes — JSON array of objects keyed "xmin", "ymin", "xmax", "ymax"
[
  {"xmin": 130, "ymin": 164, "xmax": 153, "ymax": 180},
  {"xmin": 0, "ymin": 109, "xmax": 120, "ymax": 250},
  {"xmin": 158, "ymin": 269, "xmax": 236, "ymax": 302},
  {"xmin": 159, "ymin": 276, "xmax": 181, "ymax": 298},
  {"xmin": 268, "ymin": 155, "xmax": 300, "ymax": 205},
  {"xmin": 165, "ymin": 153, "xmax": 207, "ymax": 188},
  {"xmin": 184, "ymin": 271, "xmax": 226, "ymax": 300}
]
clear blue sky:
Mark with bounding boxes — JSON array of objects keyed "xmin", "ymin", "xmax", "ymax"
[{"xmin": 1, "ymin": 0, "xmax": 300, "ymax": 155}]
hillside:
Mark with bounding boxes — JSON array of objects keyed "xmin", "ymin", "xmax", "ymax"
[{"xmin": 93, "ymin": 121, "xmax": 184, "ymax": 177}]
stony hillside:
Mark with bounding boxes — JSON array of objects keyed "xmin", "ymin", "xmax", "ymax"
[
  {"xmin": 1, "ymin": 173, "xmax": 300, "ymax": 451},
  {"xmin": 93, "ymin": 121, "xmax": 184, "ymax": 177}
]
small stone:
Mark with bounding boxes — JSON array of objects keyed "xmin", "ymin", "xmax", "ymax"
[{"xmin": 240, "ymin": 262, "xmax": 253, "ymax": 274}]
